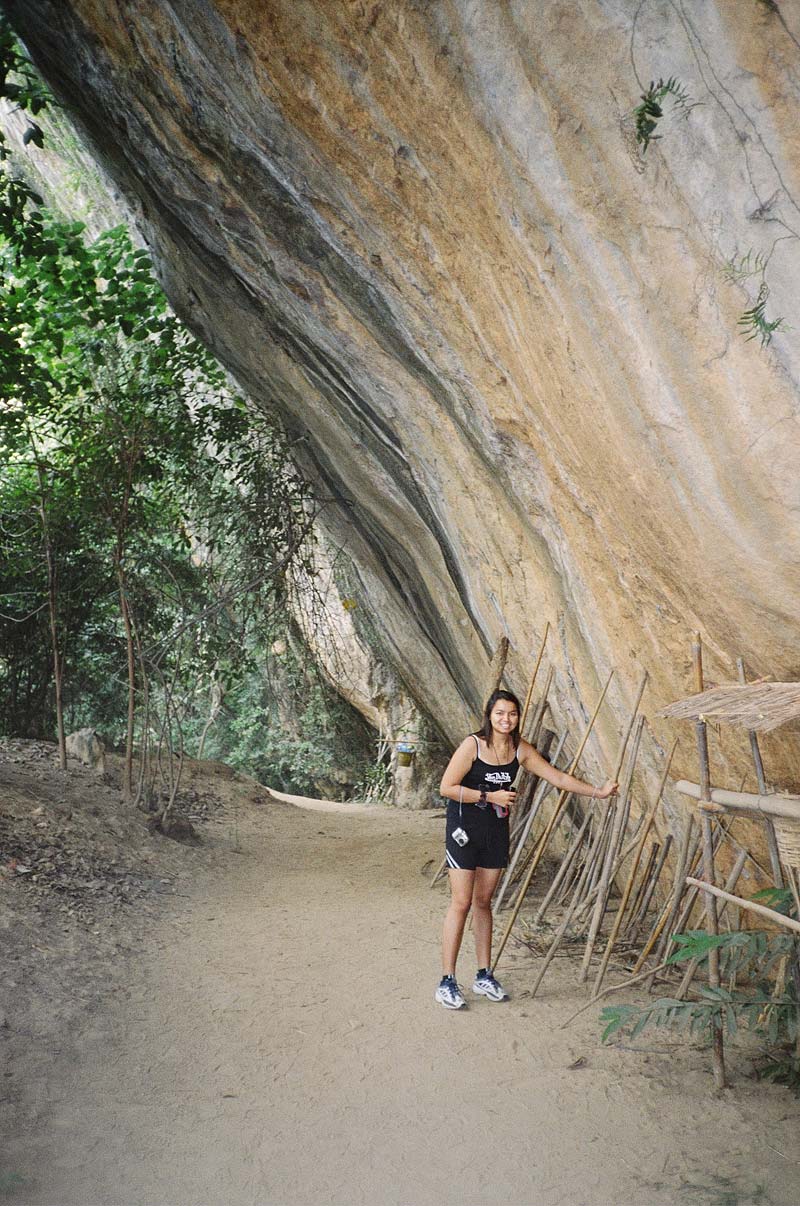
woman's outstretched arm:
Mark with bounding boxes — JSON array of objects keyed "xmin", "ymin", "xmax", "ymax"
[{"xmin": 518, "ymin": 740, "xmax": 618, "ymax": 799}]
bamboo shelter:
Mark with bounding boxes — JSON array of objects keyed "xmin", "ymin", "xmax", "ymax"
[{"xmin": 661, "ymin": 681, "xmax": 800, "ymax": 732}]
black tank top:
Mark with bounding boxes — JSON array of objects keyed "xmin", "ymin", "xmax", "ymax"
[{"xmin": 460, "ymin": 735, "xmax": 519, "ymax": 794}]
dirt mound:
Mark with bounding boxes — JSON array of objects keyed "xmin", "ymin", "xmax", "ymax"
[{"xmin": 0, "ymin": 739, "xmax": 267, "ymax": 1158}]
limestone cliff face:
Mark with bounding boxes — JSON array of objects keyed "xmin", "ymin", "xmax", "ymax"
[{"xmin": 7, "ymin": 1, "xmax": 800, "ymax": 819}]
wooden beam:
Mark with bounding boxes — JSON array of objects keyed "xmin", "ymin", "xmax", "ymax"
[{"xmin": 686, "ymin": 877, "xmax": 800, "ymax": 937}]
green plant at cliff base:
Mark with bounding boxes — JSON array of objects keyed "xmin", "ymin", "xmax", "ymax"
[
  {"xmin": 600, "ymin": 888, "xmax": 800, "ymax": 1094},
  {"xmin": 634, "ymin": 77, "xmax": 694, "ymax": 152}
]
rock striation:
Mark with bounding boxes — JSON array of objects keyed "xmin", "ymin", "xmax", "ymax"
[{"xmin": 6, "ymin": 1, "xmax": 800, "ymax": 823}]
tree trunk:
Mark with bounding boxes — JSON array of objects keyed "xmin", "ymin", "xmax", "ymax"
[
  {"xmin": 116, "ymin": 563, "xmax": 135, "ymax": 802},
  {"xmin": 30, "ymin": 432, "xmax": 67, "ymax": 769}
]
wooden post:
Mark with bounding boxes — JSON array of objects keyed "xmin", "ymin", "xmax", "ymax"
[
  {"xmin": 737, "ymin": 657, "xmax": 783, "ymax": 889},
  {"xmin": 693, "ymin": 632, "xmax": 726, "ymax": 1091},
  {"xmin": 491, "ymin": 671, "xmax": 614, "ymax": 973}
]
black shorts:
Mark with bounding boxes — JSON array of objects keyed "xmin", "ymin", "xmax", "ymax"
[{"xmin": 445, "ymin": 800, "xmax": 510, "ymax": 871}]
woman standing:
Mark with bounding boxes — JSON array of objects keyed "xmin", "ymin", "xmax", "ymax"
[{"xmin": 436, "ymin": 689, "xmax": 618, "ymax": 1009}]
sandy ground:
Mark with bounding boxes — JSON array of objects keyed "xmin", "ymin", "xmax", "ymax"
[{"xmin": 4, "ymin": 762, "xmax": 800, "ymax": 1206}]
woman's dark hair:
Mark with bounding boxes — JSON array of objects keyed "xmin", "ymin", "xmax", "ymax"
[{"xmin": 475, "ymin": 689, "xmax": 522, "ymax": 750}]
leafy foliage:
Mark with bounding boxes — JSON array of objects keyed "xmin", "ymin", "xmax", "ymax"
[
  {"xmin": 737, "ymin": 281, "xmax": 785, "ymax": 347},
  {"xmin": 634, "ymin": 77, "xmax": 694, "ymax": 152},
  {"xmin": 601, "ymin": 902, "xmax": 800, "ymax": 1093},
  {"xmin": 0, "ymin": 30, "xmax": 375, "ymax": 796},
  {"xmin": 722, "ymin": 248, "xmax": 769, "ymax": 284}
]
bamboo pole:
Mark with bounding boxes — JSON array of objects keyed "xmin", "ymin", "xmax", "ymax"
[
  {"xmin": 509, "ymin": 725, "xmax": 557, "ymax": 843},
  {"xmin": 624, "ymin": 841, "xmax": 661, "ymax": 939},
  {"xmin": 737, "ymin": 657, "xmax": 783, "ymax": 888},
  {"xmin": 573, "ymin": 822, "xmax": 662, "ymax": 923},
  {"xmin": 530, "ymin": 801, "xmax": 657, "ymax": 998},
  {"xmin": 580, "ymin": 675, "xmax": 648, "ymax": 981},
  {"xmin": 527, "ymin": 667, "xmax": 553, "ymax": 746},
  {"xmin": 487, "ymin": 636, "xmax": 510, "ymax": 696},
  {"xmin": 575, "ymin": 804, "xmax": 612, "ymax": 909},
  {"xmin": 633, "ymin": 837, "xmax": 672, "ymax": 951},
  {"xmin": 491, "ymin": 671, "xmax": 614, "ymax": 972},
  {"xmin": 686, "ymin": 877, "xmax": 800, "ymax": 938},
  {"xmin": 528, "ymin": 885, "xmax": 584, "ymax": 999},
  {"xmin": 520, "ymin": 623, "xmax": 550, "ymax": 734},
  {"xmin": 692, "ymin": 632, "xmax": 725, "ymax": 1091},
  {"xmin": 631, "ymin": 822, "xmax": 699, "ymax": 974},
  {"xmin": 591, "ymin": 738, "xmax": 678, "ymax": 995},
  {"xmin": 533, "ymin": 808, "xmax": 593, "ymax": 925}
]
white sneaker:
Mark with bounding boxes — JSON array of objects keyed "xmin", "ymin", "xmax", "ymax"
[
  {"xmin": 435, "ymin": 976, "xmax": 467, "ymax": 1009},
  {"xmin": 472, "ymin": 970, "xmax": 509, "ymax": 1001}
]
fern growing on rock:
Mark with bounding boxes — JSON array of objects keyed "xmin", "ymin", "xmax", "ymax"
[{"xmin": 634, "ymin": 77, "xmax": 693, "ymax": 152}]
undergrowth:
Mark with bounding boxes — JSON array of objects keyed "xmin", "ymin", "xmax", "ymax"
[{"xmin": 601, "ymin": 888, "xmax": 800, "ymax": 1094}]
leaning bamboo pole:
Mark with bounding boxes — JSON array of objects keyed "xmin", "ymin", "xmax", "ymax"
[
  {"xmin": 692, "ymin": 633, "xmax": 725, "ymax": 1091},
  {"xmin": 533, "ymin": 808, "xmax": 594, "ymax": 925},
  {"xmin": 676, "ymin": 851, "xmax": 747, "ymax": 998},
  {"xmin": 686, "ymin": 878, "xmax": 800, "ymax": 938},
  {"xmin": 631, "ymin": 823, "xmax": 700, "ymax": 975},
  {"xmin": 591, "ymin": 738, "xmax": 678, "ymax": 995},
  {"xmin": 580, "ymin": 671, "xmax": 648, "ymax": 981},
  {"xmin": 528, "ymin": 882, "xmax": 585, "ymax": 999},
  {"xmin": 527, "ymin": 667, "xmax": 553, "ymax": 747},
  {"xmin": 491, "ymin": 671, "xmax": 614, "ymax": 973},
  {"xmin": 520, "ymin": 623, "xmax": 550, "ymax": 734},
  {"xmin": 624, "ymin": 841, "xmax": 661, "ymax": 939},
  {"xmin": 628, "ymin": 838, "xmax": 673, "ymax": 949}
]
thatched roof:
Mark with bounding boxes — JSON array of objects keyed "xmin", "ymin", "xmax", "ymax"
[{"xmin": 660, "ymin": 682, "xmax": 800, "ymax": 732}]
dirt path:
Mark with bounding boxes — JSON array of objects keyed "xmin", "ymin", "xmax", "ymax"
[{"xmin": 6, "ymin": 784, "xmax": 800, "ymax": 1206}]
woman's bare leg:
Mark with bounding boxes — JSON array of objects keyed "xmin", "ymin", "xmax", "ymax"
[
  {"xmin": 472, "ymin": 866, "xmax": 503, "ymax": 970},
  {"xmin": 442, "ymin": 869, "xmax": 474, "ymax": 975}
]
